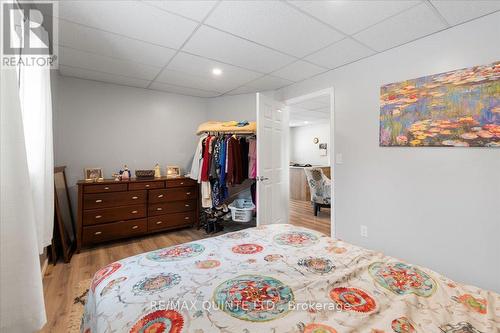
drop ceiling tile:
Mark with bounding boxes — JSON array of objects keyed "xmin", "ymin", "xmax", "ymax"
[
  {"xmin": 149, "ymin": 81, "xmax": 220, "ymax": 98},
  {"xmin": 272, "ymin": 60, "xmax": 326, "ymax": 82},
  {"xmin": 154, "ymin": 69, "xmax": 226, "ymax": 93},
  {"xmin": 305, "ymin": 38, "xmax": 374, "ymax": 69},
  {"xmin": 162, "ymin": 52, "xmax": 262, "ymax": 92},
  {"xmin": 245, "ymin": 75, "xmax": 294, "ymax": 91},
  {"xmin": 353, "ymin": 3, "xmax": 447, "ymax": 51},
  {"xmin": 59, "ymin": 20, "xmax": 175, "ymax": 67},
  {"xmin": 430, "ymin": 0, "xmax": 500, "ymax": 25},
  {"xmin": 205, "ymin": 1, "xmax": 344, "ymax": 57},
  {"xmin": 59, "ymin": 46, "xmax": 162, "ymax": 80},
  {"xmin": 143, "ymin": 0, "xmax": 217, "ymax": 21},
  {"xmin": 183, "ymin": 25, "xmax": 295, "ymax": 73},
  {"xmin": 59, "ymin": 65, "xmax": 151, "ymax": 88},
  {"xmin": 289, "ymin": 0, "xmax": 420, "ymax": 35},
  {"xmin": 58, "ymin": 1, "xmax": 198, "ymax": 49}
]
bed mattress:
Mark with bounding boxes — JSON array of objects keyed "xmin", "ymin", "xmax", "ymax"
[{"xmin": 81, "ymin": 224, "xmax": 499, "ymax": 333}]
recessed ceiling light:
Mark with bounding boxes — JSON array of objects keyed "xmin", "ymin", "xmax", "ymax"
[
  {"xmin": 212, "ymin": 68, "xmax": 222, "ymax": 76},
  {"xmin": 304, "ymin": 121, "xmax": 309, "ymax": 124}
]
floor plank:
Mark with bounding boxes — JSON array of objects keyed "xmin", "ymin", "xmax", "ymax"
[
  {"xmin": 289, "ymin": 199, "xmax": 331, "ymax": 235},
  {"xmin": 40, "ymin": 223, "xmax": 250, "ymax": 332}
]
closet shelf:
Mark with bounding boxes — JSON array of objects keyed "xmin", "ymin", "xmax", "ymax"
[{"xmin": 196, "ymin": 121, "xmax": 256, "ymax": 135}]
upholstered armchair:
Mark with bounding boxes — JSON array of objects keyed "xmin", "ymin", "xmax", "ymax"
[{"xmin": 304, "ymin": 168, "xmax": 331, "ymax": 216}]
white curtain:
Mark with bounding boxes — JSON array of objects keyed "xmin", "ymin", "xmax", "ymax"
[
  {"xmin": 19, "ymin": 64, "xmax": 55, "ymax": 254},
  {"xmin": 0, "ymin": 68, "xmax": 48, "ymax": 331}
]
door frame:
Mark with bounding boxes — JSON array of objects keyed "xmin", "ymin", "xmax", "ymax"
[{"xmin": 284, "ymin": 87, "xmax": 335, "ymax": 238}]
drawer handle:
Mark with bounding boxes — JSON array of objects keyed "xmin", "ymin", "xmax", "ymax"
[
  {"xmin": 158, "ymin": 194, "xmax": 164, "ymax": 198},
  {"xmin": 156, "ymin": 221, "xmax": 163, "ymax": 225},
  {"xmin": 94, "ymin": 231, "xmax": 102, "ymax": 235},
  {"xmin": 95, "ymin": 215, "xmax": 102, "ymax": 219},
  {"xmin": 132, "ymin": 225, "xmax": 139, "ymax": 229},
  {"xmin": 132, "ymin": 196, "xmax": 138, "ymax": 200},
  {"xmin": 185, "ymin": 204, "xmax": 190, "ymax": 207},
  {"xmin": 180, "ymin": 182, "xmax": 184, "ymax": 185},
  {"xmin": 186, "ymin": 192, "xmax": 191, "ymax": 195},
  {"xmin": 145, "ymin": 184, "xmax": 150, "ymax": 188},
  {"xmin": 131, "ymin": 210, "xmax": 138, "ymax": 214},
  {"xmin": 156, "ymin": 207, "xmax": 163, "ymax": 211},
  {"xmin": 184, "ymin": 217, "xmax": 190, "ymax": 220},
  {"xmin": 104, "ymin": 186, "xmax": 110, "ymax": 190},
  {"xmin": 95, "ymin": 199, "xmax": 103, "ymax": 203}
]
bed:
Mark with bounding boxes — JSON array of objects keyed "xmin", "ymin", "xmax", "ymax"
[{"xmin": 81, "ymin": 224, "xmax": 499, "ymax": 333}]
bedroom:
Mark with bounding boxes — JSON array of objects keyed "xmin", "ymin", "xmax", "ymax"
[{"xmin": 0, "ymin": 1, "xmax": 499, "ymax": 332}]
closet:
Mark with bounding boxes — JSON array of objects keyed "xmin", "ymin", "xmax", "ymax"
[{"xmin": 190, "ymin": 121, "xmax": 256, "ymax": 232}]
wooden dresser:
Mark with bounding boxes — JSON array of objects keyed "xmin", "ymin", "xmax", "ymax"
[{"xmin": 76, "ymin": 177, "xmax": 199, "ymax": 251}]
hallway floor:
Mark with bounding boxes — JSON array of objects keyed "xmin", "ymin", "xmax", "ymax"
[{"xmin": 289, "ymin": 199, "xmax": 331, "ymax": 236}]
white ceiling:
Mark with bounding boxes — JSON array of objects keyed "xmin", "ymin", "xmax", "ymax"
[
  {"xmin": 289, "ymin": 95, "xmax": 330, "ymax": 127},
  {"xmin": 56, "ymin": 0, "xmax": 500, "ymax": 98}
]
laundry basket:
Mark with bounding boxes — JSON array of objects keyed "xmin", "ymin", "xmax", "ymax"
[{"xmin": 228, "ymin": 199, "xmax": 255, "ymax": 223}]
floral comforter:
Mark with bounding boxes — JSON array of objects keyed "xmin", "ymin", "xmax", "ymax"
[{"xmin": 82, "ymin": 224, "xmax": 499, "ymax": 333}]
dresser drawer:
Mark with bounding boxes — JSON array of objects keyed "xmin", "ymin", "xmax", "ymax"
[
  {"xmin": 83, "ymin": 190, "xmax": 146, "ymax": 209},
  {"xmin": 83, "ymin": 204, "xmax": 146, "ymax": 225},
  {"xmin": 83, "ymin": 218, "xmax": 147, "ymax": 244},
  {"xmin": 149, "ymin": 187, "xmax": 197, "ymax": 203},
  {"xmin": 129, "ymin": 181, "xmax": 165, "ymax": 190},
  {"xmin": 148, "ymin": 212, "xmax": 195, "ymax": 232},
  {"xmin": 149, "ymin": 200, "xmax": 196, "ymax": 216},
  {"xmin": 167, "ymin": 178, "xmax": 197, "ymax": 188},
  {"xmin": 84, "ymin": 183, "xmax": 127, "ymax": 194}
]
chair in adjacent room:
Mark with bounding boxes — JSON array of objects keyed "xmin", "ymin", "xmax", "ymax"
[{"xmin": 304, "ymin": 167, "xmax": 331, "ymax": 216}]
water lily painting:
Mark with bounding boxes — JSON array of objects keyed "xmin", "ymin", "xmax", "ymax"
[{"xmin": 380, "ymin": 61, "xmax": 499, "ymax": 147}]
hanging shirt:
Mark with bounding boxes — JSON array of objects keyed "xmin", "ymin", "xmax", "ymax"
[
  {"xmin": 219, "ymin": 138, "xmax": 228, "ymax": 200},
  {"xmin": 240, "ymin": 137, "xmax": 249, "ymax": 182},
  {"xmin": 189, "ymin": 134, "xmax": 207, "ymax": 182},
  {"xmin": 200, "ymin": 136, "xmax": 212, "ymax": 182},
  {"xmin": 248, "ymin": 137, "xmax": 257, "ymax": 179},
  {"xmin": 233, "ymin": 137, "xmax": 243, "ymax": 184}
]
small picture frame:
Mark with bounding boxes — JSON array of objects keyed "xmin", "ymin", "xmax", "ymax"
[
  {"xmin": 166, "ymin": 166, "xmax": 181, "ymax": 179},
  {"xmin": 84, "ymin": 168, "xmax": 103, "ymax": 182}
]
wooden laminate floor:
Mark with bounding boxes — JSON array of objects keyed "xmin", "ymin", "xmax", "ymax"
[
  {"xmin": 40, "ymin": 222, "xmax": 252, "ymax": 333},
  {"xmin": 40, "ymin": 202, "xmax": 330, "ymax": 332},
  {"xmin": 289, "ymin": 199, "xmax": 331, "ymax": 236}
]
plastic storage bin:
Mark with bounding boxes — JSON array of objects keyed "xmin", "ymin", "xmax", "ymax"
[{"xmin": 228, "ymin": 199, "xmax": 255, "ymax": 223}]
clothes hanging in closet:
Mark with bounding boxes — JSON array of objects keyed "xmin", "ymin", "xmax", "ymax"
[
  {"xmin": 190, "ymin": 134, "xmax": 255, "ymax": 209},
  {"xmin": 248, "ymin": 137, "xmax": 257, "ymax": 179}
]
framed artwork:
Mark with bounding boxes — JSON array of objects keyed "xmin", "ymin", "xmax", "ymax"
[
  {"xmin": 166, "ymin": 166, "xmax": 181, "ymax": 178},
  {"xmin": 84, "ymin": 168, "xmax": 103, "ymax": 181},
  {"xmin": 380, "ymin": 61, "xmax": 499, "ymax": 147}
]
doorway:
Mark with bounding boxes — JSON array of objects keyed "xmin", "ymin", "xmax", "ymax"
[{"xmin": 286, "ymin": 89, "xmax": 334, "ymax": 237}]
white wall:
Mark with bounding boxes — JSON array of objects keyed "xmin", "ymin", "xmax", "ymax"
[
  {"xmin": 279, "ymin": 13, "xmax": 500, "ymax": 292},
  {"xmin": 53, "ymin": 76, "xmax": 207, "ymax": 212},
  {"xmin": 290, "ymin": 123, "xmax": 330, "ymax": 165},
  {"xmin": 206, "ymin": 94, "xmax": 256, "ymax": 121}
]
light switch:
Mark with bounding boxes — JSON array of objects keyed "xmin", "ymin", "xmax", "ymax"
[{"xmin": 336, "ymin": 153, "xmax": 343, "ymax": 164}]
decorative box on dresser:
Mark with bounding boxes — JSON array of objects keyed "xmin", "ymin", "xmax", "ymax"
[{"xmin": 76, "ymin": 177, "xmax": 199, "ymax": 251}]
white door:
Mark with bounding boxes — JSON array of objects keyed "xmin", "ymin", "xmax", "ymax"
[{"xmin": 256, "ymin": 93, "xmax": 288, "ymax": 225}]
